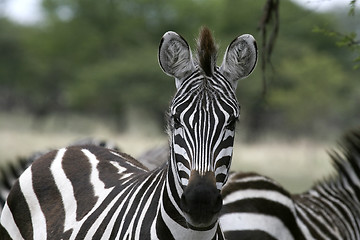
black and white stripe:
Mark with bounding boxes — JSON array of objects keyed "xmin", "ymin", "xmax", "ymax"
[
  {"xmin": 219, "ymin": 128, "xmax": 360, "ymax": 240},
  {"xmin": 169, "ymin": 69, "xmax": 239, "ymax": 189},
  {"xmin": 0, "ymin": 27, "xmax": 258, "ymax": 239},
  {"xmin": 0, "ymin": 138, "xmax": 121, "ymax": 214},
  {"xmin": 0, "ymin": 140, "xmax": 169, "ymax": 212},
  {"xmin": 0, "ymin": 156, "xmax": 31, "ymax": 213}
]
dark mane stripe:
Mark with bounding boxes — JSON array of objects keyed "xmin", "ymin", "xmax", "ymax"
[{"xmin": 197, "ymin": 27, "xmax": 217, "ymax": 76}]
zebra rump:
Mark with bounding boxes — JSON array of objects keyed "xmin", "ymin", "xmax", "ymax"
[{"xmin": 220, "ymin": 127, "xmax": 360, "ymax": 240}]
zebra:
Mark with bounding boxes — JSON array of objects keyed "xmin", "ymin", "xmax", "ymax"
[
  {"xmin": 0, "ymin": 141, "xmax": 166, "ymax": 213},
  {"xmin": 0, "ymin": 156, "xmax": 30, "ymax": 212},
  {"xmin": 219, "ymin": 127, "xmax": 360, "ymax": 239},
  {"xmin": 0, "ymin": 140, "xmax": 168, "ymax": 214},
  {"xmin": 137, "ymin": 145, "xmax": 169, "ymax": 170},
  {"xmin": 0, "ymin": 27, "xmax": 258, "ymax": 239},
  {"xmin": 0, "ymin": 138, "xmax": 121, "ymax": 213}
]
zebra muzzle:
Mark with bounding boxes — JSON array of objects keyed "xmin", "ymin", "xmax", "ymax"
[{"xmin": 180, "ymin": 171, "xmax": 223, "ymax": 228}]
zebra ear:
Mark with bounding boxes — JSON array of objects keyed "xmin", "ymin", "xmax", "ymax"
[
  {"xmin": 158, "ymin": 31, "xmax": 196, "ymax": 88},
  {"xmin": 219, "ymin": 34, "xmax": 258, "ymax": 89}
]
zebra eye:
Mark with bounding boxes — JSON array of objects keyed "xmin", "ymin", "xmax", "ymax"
[
  {"xmin": 172, "ymin": 115, "xmax": 182, "ymax": 128},
  {"xmin": 226, "ymin": 117, "xmax": 238, "ymax": 131}
]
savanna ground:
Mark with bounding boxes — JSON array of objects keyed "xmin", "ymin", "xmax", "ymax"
[{"xmin": 0, "ymin": 111, "xmax": 334, "ymax": 194}]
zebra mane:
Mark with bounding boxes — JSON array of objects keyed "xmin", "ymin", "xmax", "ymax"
[
  {"xmin": 197, "ymin": 27, "xmax": 218, "ymax": 77},
  {"xmin": 313, "ymin": 127, "xmax": 360, "ymax": 190}
]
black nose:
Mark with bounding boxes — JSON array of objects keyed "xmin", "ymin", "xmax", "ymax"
[
  {"xmin": 180, "ymin": 172, "xmax": 223, "ymax": 225},
  {"xmin": 181, "ymin": 190, "xmax": 222, "ymax": 213}
]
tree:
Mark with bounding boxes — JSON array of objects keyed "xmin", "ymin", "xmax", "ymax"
[{"xmin": 313, "ymin": 0, "xmax": 360, "ymax": 69}]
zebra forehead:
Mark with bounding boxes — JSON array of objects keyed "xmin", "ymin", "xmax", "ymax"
[
  {"xmin": 174, "ymin": 76, "xmax": 236, "ymax": 103},
  {"xmin": 172, "ymin": 88, "xmax": 238, "ymax": 116}
]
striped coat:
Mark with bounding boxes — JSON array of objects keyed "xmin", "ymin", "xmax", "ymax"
[{"xmin": 220, "ymin": 128, "xmax": 360, "ymax": 239}]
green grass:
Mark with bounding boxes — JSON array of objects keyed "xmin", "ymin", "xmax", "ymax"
[{"xmin": 0, "ymin": 111, "xmax": 334, "ymax": 194}]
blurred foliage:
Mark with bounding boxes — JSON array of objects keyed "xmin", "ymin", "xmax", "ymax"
[
  {"xmin": 313, "ymin": 26, "xmax": 360, "ymax": 69},
  {"xmin": 0, "ymin": 0, "xmax": 359, "ymax": 138},
  {"xmin": 349, "ymin": 0, "xmax": 358, "ymax": 16},
  {"xmin": 313, "ymin": 0, "xmax": 360, "ymax": 69}
]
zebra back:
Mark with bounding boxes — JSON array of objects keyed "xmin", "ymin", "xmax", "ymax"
[
  {"xmin": 220, "ymin": 172, "xmax": 306, "ymax": 239},
  {"xmin": 0, "ymin": 138, "xmax": 121, "ymax": 214}
]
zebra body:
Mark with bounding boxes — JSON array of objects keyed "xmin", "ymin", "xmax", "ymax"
[
  {"xmin": 219, "ymin": 128, "xmax": 360, "ymax": 240},
  {"xmin": 0, "ymin": 157, "xmax": 30, "ymax": 212},
  {"xmin": 0, "ymin": 138, "xmax": 121, "ymax": 213},
  {"xmin": 0, "ymin": 27, "xmax": 258, "ymax": 239},
  {"xmin": 0, "ymin": 139, "xmax": 167, "ymax": 211},
  {"xmin": 220, "ymin": 172, "xmax": 306, "ymax": 239}
]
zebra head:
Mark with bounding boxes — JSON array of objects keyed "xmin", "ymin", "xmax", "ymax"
[{"xmin": 158, "ymin": 27, "xmax": 257, "ymax": 228}]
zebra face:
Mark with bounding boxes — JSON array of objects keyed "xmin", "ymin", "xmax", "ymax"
[
  {"xmin": 169, "ymin": 76, "xmax": 240, "ymax": 190},
  {"xmin": 159, "ymin": 27, "xmax": 257, "ymax": 228}
]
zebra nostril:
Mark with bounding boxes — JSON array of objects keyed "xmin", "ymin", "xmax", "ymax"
[{"xmin": 180, "ymin": 194, "xmax": 190, "ymax": 213}]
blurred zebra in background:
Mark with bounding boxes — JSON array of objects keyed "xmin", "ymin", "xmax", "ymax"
[{"xmin": 0, "ymin": 156, "xmax": 31, "ymax": 211}]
